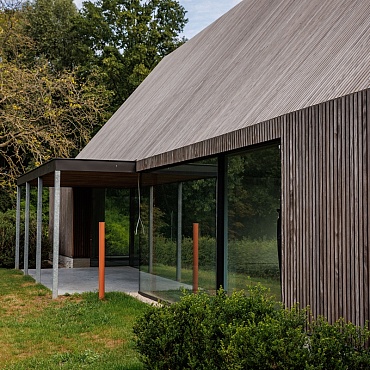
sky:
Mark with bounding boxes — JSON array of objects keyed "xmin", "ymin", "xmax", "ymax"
[
  {"xmin": 73, "ymin": 0, "xmax": 243, "ymax": 39},
  {"xmin": 177, "ymin": 0, "xmax": 242, "ymax": 39}
]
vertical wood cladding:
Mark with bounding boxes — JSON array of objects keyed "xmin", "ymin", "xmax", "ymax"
[
  {"xmin": 281, "ymin": 89, "xmax": 369, "ymax": 326},
  {"xmin": 136, "ymin": 88, "xmax": 370, "ymax": 325}
]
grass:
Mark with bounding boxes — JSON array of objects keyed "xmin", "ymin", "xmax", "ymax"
[{"xmin": 0, "ymin": 269, "xmax": 147, "ymax": 369}]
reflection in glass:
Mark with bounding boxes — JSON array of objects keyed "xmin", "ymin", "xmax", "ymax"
[
  {"xmin": 105, "ymin": 188, "xmax": 130, "ymax": 257},
  {"xmin": 227, "ymin": 145, "xmax": 281, "ymax": 299},
  {"xmin": 139, "ymin": 160, "xmax": 217, "ymax": 301}
]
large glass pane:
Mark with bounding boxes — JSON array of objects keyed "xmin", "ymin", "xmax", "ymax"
[
  {"xmin": 227, "ymin": 144, "xmax": 281, "ymax": 299},
  {"xmin": 91, "ymin": 188, "xmax": 131, "ymax": 266},
  {"xmin": 105, "ymin": 188, "xmax": 130, "ymax": 257},
  {"xmin": 139, "ymin": 159, "xmax": 217, "ymax": 301}
]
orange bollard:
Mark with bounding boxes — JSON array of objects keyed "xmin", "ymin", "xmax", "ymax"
[
  {"xmin": 193, "ymin": 223, "xmax": 199, "ymax": 293},
  {"xmin": 99, "ymin": 222, "xmax": 105, "ymax": 300}
]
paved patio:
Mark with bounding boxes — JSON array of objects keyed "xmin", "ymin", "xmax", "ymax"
[
  {"xmin": 27, "ymin": 266, "xmax": 191, "ymax": 303},
  {"xmin": 28, "ymin": 266, "xmax": 140, "ymax": 296}
]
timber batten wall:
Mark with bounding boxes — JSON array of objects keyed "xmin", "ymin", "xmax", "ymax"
[
  {"xmin": 138, "ymin": 88, "xmax": 370, "ymax": 325},
  {"xmin": 282, "ymin": 88, "xmax": 369, "ymax": 326}
]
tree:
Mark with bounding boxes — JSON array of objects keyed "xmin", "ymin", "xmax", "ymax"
[
  {"xmin": 22, "ymin": 0, "xmax": 92, "ymax": 72},
  {"xmin": 77, "ymin": 0, "xmax": 188, "ymax": 110},
  {"xmin": 0, "ymin": 0, "xmax": 32, "ymax": 65},
  {"xmin": 0, "ymin": 0, "xmax": 188, "ymax": 209},
  {"xmin": 0, "ymin": 59, "xmax": 111, "ymax": 207}
]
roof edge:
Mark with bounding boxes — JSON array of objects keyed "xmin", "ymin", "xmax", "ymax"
[{"xmin": 17, "ymin": 158, "xmax": 136, "ymax": 186}]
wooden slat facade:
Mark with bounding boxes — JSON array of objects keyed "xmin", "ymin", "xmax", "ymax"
[
  {"xmin": 136, "ymin": 88, "xmax": 370, "ymax": 325},
  {"xmin": 281, "ymin": 89, "xmax": 369, "ymax": 325}
]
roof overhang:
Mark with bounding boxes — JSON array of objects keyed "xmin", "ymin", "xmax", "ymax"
[
  {"xmin": 17, "ymin": 158, "xmax": 218, "ymax": 188},
  {"xmin": 17, "ymin": 159, "xmax": 137, "ymax": 188}
]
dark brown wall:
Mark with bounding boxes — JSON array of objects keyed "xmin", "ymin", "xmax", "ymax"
[
  {"xmin": 281, "ymin": 88, "xmax": 369, "ymax": 326},
  {"xmin": 73, "ymin": 188, "xmax": 92, "ymax": 258}
]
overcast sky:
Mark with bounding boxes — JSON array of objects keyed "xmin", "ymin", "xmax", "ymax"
[{"xmin": 73, "ymin": 0, "xmax": 242, "ymax": 39}]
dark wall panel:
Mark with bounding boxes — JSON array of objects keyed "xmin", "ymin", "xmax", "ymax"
[
  {"xmin": 281, "ymin": 89, "xmax": 369, "ymax": 326},
  {"xmin": 73, "ymin": 188, "xmax": 92, "ymax": 258}
]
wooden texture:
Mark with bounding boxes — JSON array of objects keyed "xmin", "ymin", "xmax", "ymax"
[
  {"xmin": 281, "ymin": 89, "xmax": 369, "ymax": 326},
  {"xmin": 77, "ymin": 0, "xmax": 370, "ymax": 168},
  {"xmin": 138, "ymin": 88, "xmax": 369, "ymax": 326},
  {"xmin": 49, "ymin": 188, "xmax": 74, "ymax": 258}
]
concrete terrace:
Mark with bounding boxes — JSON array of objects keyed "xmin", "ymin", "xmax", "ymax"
[{"xmin": 27, "ymin": 266, "xmax": 192, "ymax": 303}]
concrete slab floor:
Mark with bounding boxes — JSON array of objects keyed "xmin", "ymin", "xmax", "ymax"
[{"xmin": 26, "ymin": 266, "xmax": 155, "ymax": 304}]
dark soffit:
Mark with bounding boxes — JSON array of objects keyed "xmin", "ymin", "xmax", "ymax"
[
  {"xmin": 17, "ymin": 159, "xmax": 137, "ymax": 188},
  {"xmin": 17, "ymin": 159, "xmax": 218, "ymax": 188}
]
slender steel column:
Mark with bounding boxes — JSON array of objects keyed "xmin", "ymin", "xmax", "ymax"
[
  {"xmin": 176, "ymin": 182, "xmax": 183, "ymax": 282},
  {"xmin": 24, "ymin": 182, "xmax": 30, "ymax": 275},
  {"xmin": 35, "ymin": 177, "xmax": 43, "ymax": 283},
  {"xmin": 129, "ymin": 189, "xmax": 135, "ymax": 266},
  {"xmin": 149, "ymin": 186, "xmax": 154, "ymax": 274},
  {"xmin": 52, "ymin": 171, "xmax": 61, "ymax": 299},
  {"xmin": 216, "ymin": 155, "xmax": 227, "ymax": 291},
  {"xmin": 15, "ymin": 186, "xmax": 21, "ymax": 269}
]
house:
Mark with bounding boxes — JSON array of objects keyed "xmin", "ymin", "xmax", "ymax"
[{"xmin": 17, "ymin": 0, "xmax": 370, "ymax": 325}]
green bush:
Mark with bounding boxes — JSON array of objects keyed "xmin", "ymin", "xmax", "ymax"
[
  {"xmin": 133, "ymin": 285, "xmax": 370, "ymax": 369},
  {"xmin": 0, "ymin": 210, "xmax": 50, "ymax": 268},
  {"xmin": 105, "ymin": 214, "xmax": 129, "ymax": 255},
  {"xmin": 306, "ymin": 317, "xmax": 370, "ymax": 369},
  {"xmin": 228, "ymin": 238, "xmax": 280, "ymax": 279}
]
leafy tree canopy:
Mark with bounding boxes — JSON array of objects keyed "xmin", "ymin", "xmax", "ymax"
[
  {"xmin": 0, "ymin": 0, "xmax": 187, "ymax": 209},
  {"xmin": 77, "ymin": 0, "xmax": 188, "ymax": 109}
]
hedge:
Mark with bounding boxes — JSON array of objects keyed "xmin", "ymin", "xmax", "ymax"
[{"xmin": 134, "ymin": 285, "xmax": 370, "ymax": 369}]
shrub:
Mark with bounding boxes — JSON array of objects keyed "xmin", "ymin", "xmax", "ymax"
[
  {"xmin": 133, "ymin": 285, "xmax": 370, "ymax": 369},
  {"xmin": 0, "ymin": 209, "xmax": 50, "ymax": 268},
  {"xmin": 306, "ymin": 317, "xmax": 370, "ymax": 369}
]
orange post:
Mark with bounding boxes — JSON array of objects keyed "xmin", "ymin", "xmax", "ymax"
[
  {"xmin": 99, "ymin": 222, "xmax": 105, "ymax": 300},
  {"xmin": 193, "ymin": 223, "xmax": 199, "ymax": 293}
]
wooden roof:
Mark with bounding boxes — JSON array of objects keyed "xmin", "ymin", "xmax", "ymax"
[{"xmin": 77, "ymin": 0, "xmax": 370, "ymax": 169}]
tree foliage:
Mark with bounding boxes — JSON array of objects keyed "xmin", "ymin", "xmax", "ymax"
[
  {"xmin": 0, "ymin": 60, "xmax": 110, "ymax": 194},
  {"xmin": 0, "ymin": 0, "xmax": 187, "ymax": 209},
  {"xmin": 0, "ymin": 2, "xmax": 111, "ymax": 207},
  {"xmin": 77, "ymin": 0, "xmax": 188, "ymax": 109},
  {"xmin": 22, "ymin": 0, "xmax": 81, "ymax": 71}
]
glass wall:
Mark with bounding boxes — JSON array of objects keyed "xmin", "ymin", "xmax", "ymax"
[
  {"xmin": 139, "ymin": 160, "xmax": 217, "ymax": 302},
  {"xmin": 227, "ymin": 144, "xmax": 281, "ymax": 299},
  {"xmin": 91, "ymin": 188, "xmax": 131, "ymax": 266},
  {"xmin": 137, "ymin": 145, "xmax": 281, "ymax": 302},
  {"xmin": 105, "ymin": 188, "xmax": 130, "ymax": 258}
]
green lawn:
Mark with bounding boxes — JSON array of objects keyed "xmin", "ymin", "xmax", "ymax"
[
  {"xmin": 0, "ymin": 268, "xmax": 281, "ymax": 368},
  {"xmin": 0, "ymin": 269, "xmax": 147, "ymax": 369}
]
